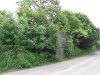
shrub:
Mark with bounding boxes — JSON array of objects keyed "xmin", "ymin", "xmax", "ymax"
[
  {"xmin": 0, "ymin": 50, "xmax": 15, "ymax": 72},
  {"xmin": 0, "ymin": 0, "xmax": 99, "ymax": 72},
  {"xmin": 0, "ymin": 50, "xmax": 58, "ymax": 72}
]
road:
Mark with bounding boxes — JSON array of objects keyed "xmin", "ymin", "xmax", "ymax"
[{"xmin": 1, "ymin": 52, "xmax": 100, "ymax": 75}]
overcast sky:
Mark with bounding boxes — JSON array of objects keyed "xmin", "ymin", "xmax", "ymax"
[{"xmin": 0, "ymin": 0, "xmax": 100, "ymax": 28}]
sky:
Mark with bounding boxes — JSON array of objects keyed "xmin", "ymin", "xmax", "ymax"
[{"xmin": 0, "ymin": 0, "xmax": 100, "ymax": 28}]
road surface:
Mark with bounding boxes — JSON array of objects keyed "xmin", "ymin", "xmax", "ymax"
[{"xmin": 1, "ymin": 52, "xmax": 100, "ymax": 75}]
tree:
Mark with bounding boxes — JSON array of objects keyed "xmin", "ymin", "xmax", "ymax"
[
  {"xmin": 17, "ymin": 0, "xmax": 61, "ymax": 22},
  {"xmin": 75, "ymin": 13, "xmax": 98, "ymax": 49},
  {"xmin": 0, "ymin": 11, "xmax": 18, "ymax": 52}
]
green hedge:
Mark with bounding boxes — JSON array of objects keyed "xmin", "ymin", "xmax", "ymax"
[{"xmin": 0, "ymin": 0, "xmax": 99, "ymax": 72}]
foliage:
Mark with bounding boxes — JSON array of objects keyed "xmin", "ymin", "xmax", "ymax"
[
  {"xmin": 0, "ymin": 50, "xmax": 58, "ymax": 72},
  {"xmin": 95, "ymin": 28, "xmax": 100, "ymax": 49},
  {"xmin": 75, "ymin": 13, "xmax": 98, "ymax": 49},
  {"xmin": 0, "ymin": 0, "xmax": 99, "ymax": 72},
  {"xmin": 0, "ymin": 11, "xmax": 18, "ymax": 52},
  {"xmin": 17, "ymin": 0, "xmax": 61, "ymax": 22}
]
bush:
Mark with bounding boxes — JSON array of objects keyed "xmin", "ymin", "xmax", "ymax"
[
  {"xmin": 0, "ymin": 50, "xmax": 58, "ymax": 72},
  {"xmin": 65, "ymin": 35, "xmax": 81, "ymax": 57},
  {"xmin": 14, "ymin": 51, "xmax": 49, "ymax": 68},
  {"xmin": 0, "ymin": 0, "xmax": 99, "ymax": 72},
  {"xmin": 0, "ymin": 50, "xmax": 15, "ymax": 72}
]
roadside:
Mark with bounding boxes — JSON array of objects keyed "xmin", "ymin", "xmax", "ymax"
[{"xmin": 1, "ymin": 51, "xmax": 100, "ymax": 75}]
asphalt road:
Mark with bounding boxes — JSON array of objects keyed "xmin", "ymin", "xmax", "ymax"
[{"xmin": 1, "ymin": 52, "xmax": 100, "ymax": 75}]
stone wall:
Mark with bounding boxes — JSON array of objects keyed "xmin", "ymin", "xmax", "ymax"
[{"xmin": 56, "ymin": 32, "xmax": 66, "ymax": 58}]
